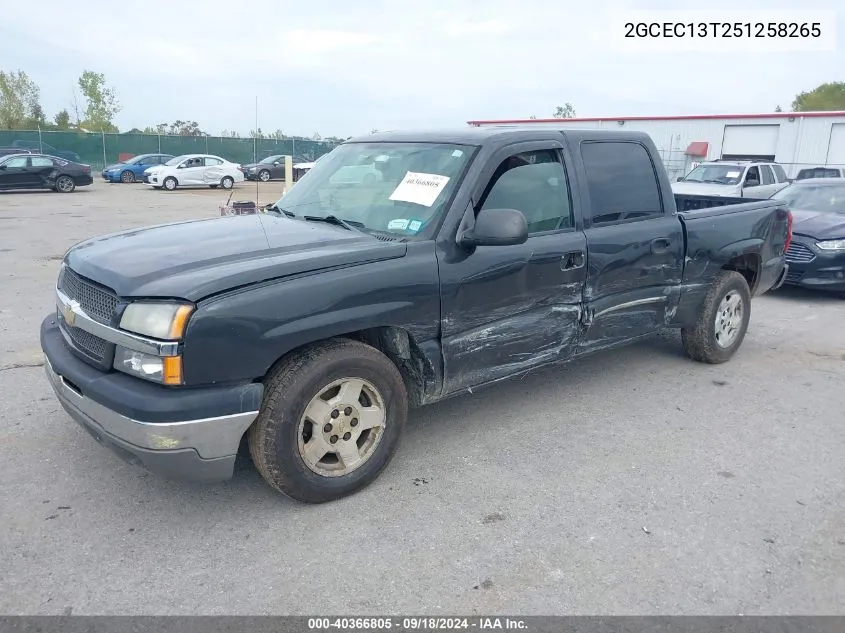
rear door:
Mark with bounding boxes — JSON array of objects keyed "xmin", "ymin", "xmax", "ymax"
[
  {"xmin": 29, "ymin": 155, "xmax": 58, "ymax": 186},
  {"xmin": 202, "ymin": 156, "xmax": 224, "ymax": 183},
  {"xmin": 576, "ymin": 139, "xmax": 684, "ymax": 353}
]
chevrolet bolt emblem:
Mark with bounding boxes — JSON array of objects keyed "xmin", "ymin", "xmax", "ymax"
[{"xmin": 63, "ymin": 300, "xmax": 79, "ymax": 326}]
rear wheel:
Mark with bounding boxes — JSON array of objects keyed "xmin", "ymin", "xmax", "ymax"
[
  {"xmin": 248, "ymin": 338, "xmax": 408, "ymax": 503},
  {"xmin": 682, "ymin": 271, "xmax": 751, "ymax": 364},
  {"xmin": 163, "ymin": 176, "xmax": 178, "ymax": 191},
  {"xmin": 120, "ymin": 170, "xmax": 135, "ymax": 183},
  {"xmin": 220, "ymin": 176, "xmax": 234, "ymax": 189},
  {"xmin": 55, "ymin": 175, "xmax": 76, "ymax": 193}
]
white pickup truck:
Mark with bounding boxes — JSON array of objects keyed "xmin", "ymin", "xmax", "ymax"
[{"xmin": 672, "ymin": 160, "xmax": 790, "ymax": 198}]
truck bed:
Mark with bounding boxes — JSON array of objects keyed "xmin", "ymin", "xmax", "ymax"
[{"xmin": 674, "ymin": 193, "xmax": 764, "ymax": 212}]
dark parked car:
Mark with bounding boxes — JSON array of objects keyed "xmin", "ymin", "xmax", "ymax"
[
  {"xmin": 40, "ymin": 127, "xmax": 791, "ymax": 503},
  {"xmin": 0, "ymin": 147, "xmax": 35, "ymax": 158},
  {"xmin": 0, "ymin": 153, "xmax": 93, "ymax": 193},
  {"xmin": 772, "ymin": 178, "xmax": 845, "ymax": 295},
  {"xmin": 241, "ymin": 155, "xmax": 310, "ymax": 181},
  {"xmin": 794, "ymin": 166, "xmax": 845, "ymax": 181},
  {"xmin": 11, "ymin": 140, "xmax": 81, "ymax": 163}
]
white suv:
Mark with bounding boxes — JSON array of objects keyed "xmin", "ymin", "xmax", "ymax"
[{"xmin": 672, "ymin": 160, "xmax": 790, "ymax": 198}]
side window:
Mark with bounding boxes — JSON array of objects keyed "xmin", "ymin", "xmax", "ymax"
[
  {"xmin": 205, "ymin": 157, "xmax": 223, "ymax": 166},
  {"xmin": 479, "ymin": 149, "xmax": 573, "ymax": 234},
  {"xmin": 772, "ymin": 164, "xmax": 788, "ymax": 182},
  {"xmin": 760, "ymin": 165, "xmax": 775, "ymax": 185},
  {"xmin": 581, "ymin": 141, "xmax": 662, "ymax": 225},
  {"xmin": 31, "ymin": 157, "xmax": 54, "ymax": 167},
  {"xmin": 745, "ymin": 166, "xmax": 761, "ymax": 185},
  {"xmin": 2, "ymin": 157, "xmax": 28, "ymax": 168}
]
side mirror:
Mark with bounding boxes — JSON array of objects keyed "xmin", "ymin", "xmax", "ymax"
[
  {"xmin": 0, "ymin": 165, "xmax": 7, "ymax": 170},
  {"xmin": 676, "ymin": 176, "xmax": 684, "ymax": 182},
  {"xmin": 459, "ymin": 208, "xmax": 528, "ymax": 247},
  {"xmin": 273, "ymin": 161, "xmax": 280, "ymax": 166}
]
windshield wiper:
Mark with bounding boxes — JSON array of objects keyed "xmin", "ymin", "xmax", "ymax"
[
  {"xmin": 265, "ymin": 202, "xmax": 295, "ymax": 217},
  {"xmin": 303, "ymin": 215, "xmax": 366, "ymax": 232}
]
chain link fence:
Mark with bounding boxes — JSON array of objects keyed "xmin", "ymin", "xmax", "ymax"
[{"xmin": 0, "ymin": 130, "xmax": 340, "ymax": 170}]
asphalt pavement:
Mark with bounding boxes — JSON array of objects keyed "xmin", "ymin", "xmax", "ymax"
[{"xmin": 1, "ymin": 181, "xmax": 843, "ymax": 615}]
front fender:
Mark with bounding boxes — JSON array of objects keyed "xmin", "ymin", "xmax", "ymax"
[{"xmin": 180, "ymin": 243, "xmax": 442, "ymax": 386}]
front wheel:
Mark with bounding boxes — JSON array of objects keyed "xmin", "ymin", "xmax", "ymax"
[
  {"xmin": 248, "ymin": 339, "xmax": 408, "ymax": 503},
  {"xmin": 682, "ymin": 270, "xmax": 751, "ymax": 364},
  {"xmin": 163, "ymin": 176, "xmax": 178, "ymax": 191},
  {"xmin": 220, "ymin": 176, "xmax": 234, "ymax": 189},
  {"xmin": 120, "ymin": 170, "xmax": 135, "ymax": 183},
  {"xmin": 258, "ymin": 170, "xmax": 270, "ymax": 182},
  {"xmin": 54, "ymin": 175, "xmax": 76, "ymax": 193}
]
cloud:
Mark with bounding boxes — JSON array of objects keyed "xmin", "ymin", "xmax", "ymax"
[{"xmin": 0, "ymin": 0, "xmax": 842, "ymax": 136}]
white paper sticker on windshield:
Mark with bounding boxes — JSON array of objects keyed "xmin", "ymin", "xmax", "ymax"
[
  {"xmin": 389, "ymin": 171, "xmax": 450, "ymax": 207},
  {"xmin": 725, "ymin": 171, "xmax": 740, "ymax": 178},
  {"xmin": 387, "ymin": 218, "xmax": 410, "ymax": 231},
  {"xmin": 452, "ymin": 149, "xmax": 464, "ymax": 158}
]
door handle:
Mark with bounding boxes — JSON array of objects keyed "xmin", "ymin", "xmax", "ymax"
[
  {"xmin": 561, "ymin": 251, "xmax": 585, "ymax": 271},
  {"xmin": 651, "ymin": 238, "xmax": 671, "ymax": 254}
]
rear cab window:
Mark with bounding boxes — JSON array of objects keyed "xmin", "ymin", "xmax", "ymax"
[{"xmin": 580, "ymin": 141, "xmax": 663, "ymax": 226}]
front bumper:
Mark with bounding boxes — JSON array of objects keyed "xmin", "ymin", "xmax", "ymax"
[
  {"xmin": 784, "ymin": 239, "xmax": 845, "ymax": 293},
  {"xmin": 41, "ymin": 314, "xmax": 263, "ymax": 482}
]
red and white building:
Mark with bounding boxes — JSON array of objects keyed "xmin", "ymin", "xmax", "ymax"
[{"xmin": 468, "ymin": 111, "xmax": 845, "ymax": 180}]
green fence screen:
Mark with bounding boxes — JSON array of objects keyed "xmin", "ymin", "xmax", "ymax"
[{"xmin": 0, "ymin": 130, "xmax": 339, "ymax": 170}]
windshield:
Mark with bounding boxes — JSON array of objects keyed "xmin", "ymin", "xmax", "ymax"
[
  {"xmin": 129, "ymin": 155, "xmax": 152, "ymax": 164},
  {"xmin": 271, "ymin": 142, "xmax": 474, "ymax": 237},
  {"xmin": 165, "ymin": 155, "xmax": 188, "ymax": 166},
  {"xmin": 771, "ymin": 183, "xmax": 845, "ymax": 214},
  {"xmin": 683, "ymin": 164, "xmax": 744, "ymax": 185},
  {"xmin": 259, "ymin": 155, "xmax": 283, "ymax": 164}
]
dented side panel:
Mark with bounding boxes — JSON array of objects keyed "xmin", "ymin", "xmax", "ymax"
[{"xmin": 438, "ymin": 230, "xmax": 587, "ymax": 396}]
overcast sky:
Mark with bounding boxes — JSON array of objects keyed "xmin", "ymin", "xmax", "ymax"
[{"xmin": 1, "ymin": 0, "xmax": 842, "ymax": 137}]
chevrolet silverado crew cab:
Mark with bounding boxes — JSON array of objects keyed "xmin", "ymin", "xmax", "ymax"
[{"xmin": 40, "ymin": 128, "xmax": 792, "ymax": 503}]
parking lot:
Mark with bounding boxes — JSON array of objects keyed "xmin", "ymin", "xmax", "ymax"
[{"xmin": 1, "ymin": 180, "xmax": 844, "ymax": 615}]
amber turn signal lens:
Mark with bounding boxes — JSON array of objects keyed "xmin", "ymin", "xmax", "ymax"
[
  {"xmin": 168, "ymin": 305, "xmax": 194, "ymax": 339},
  {"xmin": 162, "ymin": 356, "xmax": 183, "ymax": 385}
]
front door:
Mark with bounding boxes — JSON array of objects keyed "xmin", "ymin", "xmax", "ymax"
[
  {"xmin": 438, "ymin": 143, "xmax": 587, "ymax": 395},
  {"xmin": 179, "ymin": 157, "xmax": 205, "ymax": 184},
  {"xmin": 576, "ymin": 139, "xmax": 685, "ymax": 353},
  {"xmin": 0, "ymin": 156, "xmax": 31, "ymax": 188}
]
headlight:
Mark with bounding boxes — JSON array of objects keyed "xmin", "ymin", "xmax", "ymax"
[
  {"xmin": 120, "ymin": 302, "xmax": 193, "ymax": 339},
  {"xmin": 114, "ymin": 348, "xmax": 183, "ymax": 385},
  {"xmin": 249, "ymin": 167, "xmax": 257, "ymax": 172},
  {"xmin": 816, "ymin": 239, "xmax": 845, "ymax": 251}
]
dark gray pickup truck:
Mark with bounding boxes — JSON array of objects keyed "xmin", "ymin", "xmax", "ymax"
[{"xmin": 40, "ymin": 127, "xmax": 792, "ymax": 503}]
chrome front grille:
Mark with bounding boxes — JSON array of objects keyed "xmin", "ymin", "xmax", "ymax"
[
  {"xmin": 58, "ymin": 266, "xmax": 118, "ymax": 324},
  {"xmin": 785, "ymin": 242, "xmax": 816, "ymax": 264}
]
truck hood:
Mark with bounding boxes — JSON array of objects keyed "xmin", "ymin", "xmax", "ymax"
[
  {"xmin": 671, "ymin": 181, "xmax": 741, "ymax": 197},
  {"xmin": 64, "ymin": 214, "xmax": 407, "ymax": 301},
  {"xmin": 791, "ymin": 209, "xmax": 845, "ymax": 240}
]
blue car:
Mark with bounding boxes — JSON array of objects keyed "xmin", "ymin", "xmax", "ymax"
[{"xmin": 102, "ymin": 153, "xmax": 174, "ymax": 183}]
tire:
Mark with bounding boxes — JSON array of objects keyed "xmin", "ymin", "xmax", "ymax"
[
  {"xmin": 163, "ymin": 176, "xmax": 178, "ymax": 191},
  {"xmin": 258, "ymin": 170, "xmax": 270, "ymax": 182},
  {"xmin": 55, "ymin": 175, "xmax": 76, "ymax": 193},
  {"xmin": 120, "ymin": 170, "xmax": 135, "ymax": 183},
  {"xmin": 682, "ymin": 270, "xmax": 751, "ymax": 364},
  {"xmin": 248, "ymin": 338, "xmax": 408, "ymax": 503},
  {"xmin": 220, "ymin": 176, "xmax": 234, "ymax": 189}
]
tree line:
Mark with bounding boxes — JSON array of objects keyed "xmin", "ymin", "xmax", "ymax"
[{"xmin": 0, "ymin": 69, "xmax": 346, "ymax": 142}]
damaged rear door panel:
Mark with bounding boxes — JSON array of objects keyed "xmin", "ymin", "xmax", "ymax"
[{"xmin": 573, "ymin": 138, "xmax": 685, "ymax": 352}]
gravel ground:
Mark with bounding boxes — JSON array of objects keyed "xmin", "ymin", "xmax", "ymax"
[{"xmin": 1, "ymin": 180, "xmax": 843, "ymax": 615}]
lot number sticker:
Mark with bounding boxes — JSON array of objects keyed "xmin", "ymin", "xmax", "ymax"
[{"xmin": 389, "ymin": 172, "xmax": 450, "ymax": 207}]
